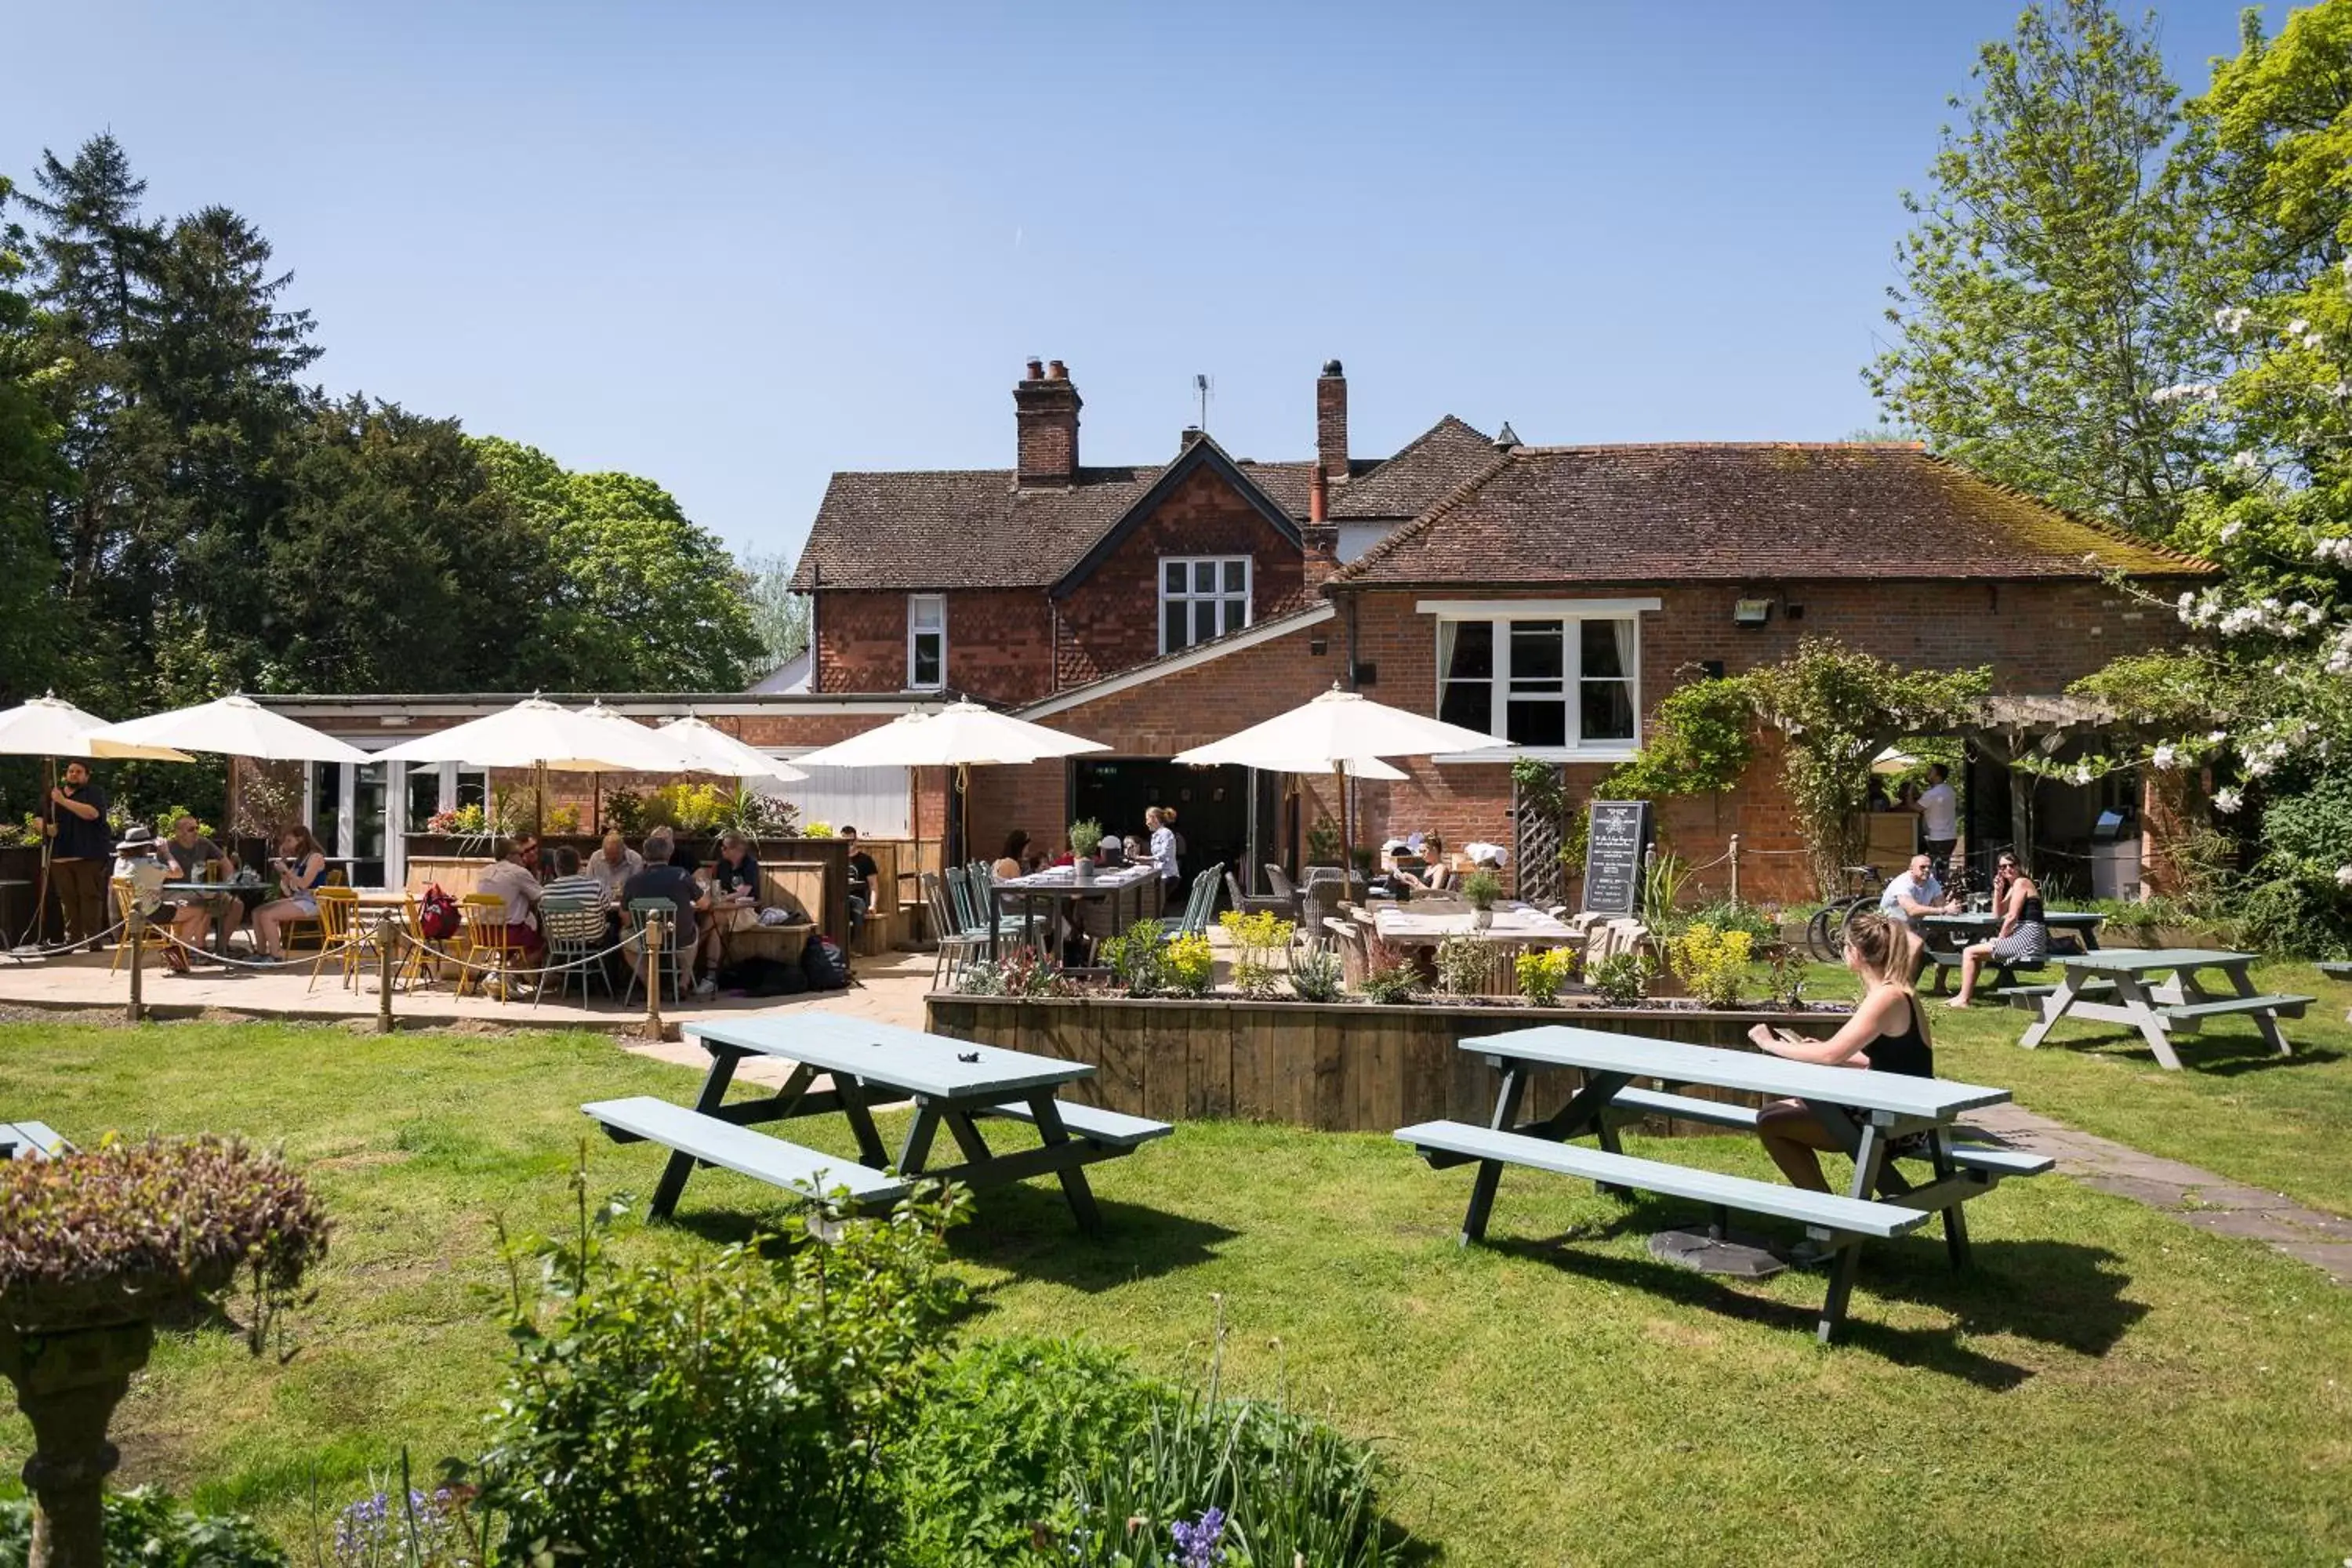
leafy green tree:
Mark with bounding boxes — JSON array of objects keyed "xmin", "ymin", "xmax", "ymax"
[
  {"xmin": 1867, "ymin": 0, "xmax": 2228, "ymax": 534},
  {"xmin": 474, "ymin": 436, "xmax": 764, "ymax": 691},
  {"xmin": 0, "ymin": 177, "xmax": 72, "ymax": 706},
  {"xmin": 742, "ymin": 549, "xmax": 812, "ymax": 673}
]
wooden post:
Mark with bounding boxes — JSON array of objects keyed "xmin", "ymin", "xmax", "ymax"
[
  {"xmin": 641, "ymin": 915, "xmax": 666, "ymax": 1040},
  {"xmin": 1729, "ymin": 834, "xmax": 1741, "ymax": 906},
  {"xmin": 376, "ymin": 913, "xmax": 396, "ymax": 1035},
  {"xmin": 125, "ymin": 906, "xmax": 144, "ymax": 1025}
]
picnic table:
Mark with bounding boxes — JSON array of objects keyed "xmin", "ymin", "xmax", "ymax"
[
  {"xmin": 2009, "ymin": 949, "xmax": 2314, "ymax": 1070},
  {"xmin": 990, "ymin": 861, "xmax": 1160, "ymax": 961},
  {"xmin": 1396, "ymin": 1023, "xmax": 2049, "ymax": 1341},
  {"xmin": 1, "ymin": 1120, "xmax": 70, "ymax": 1160},
  {"xmin": 2321, "ymin": 960, "xmax": 2352, "ymax": 1022},
  {"xmin": 1371, "ymin": 899, "xmax": 1577, "ymax": 949},
  {"xmin": 1920, "ymin": 909, "xmax": 2103, "ymax": 994},
  {"xmin": 584, "ymin": 1010, "xmax": 1171, "ymax": 1232}
]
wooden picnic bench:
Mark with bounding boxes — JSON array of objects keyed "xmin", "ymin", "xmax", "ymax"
[
  {"xmin": 2006, "ymin": 949, "xmax": 2314, "ymax": 1069},
  {"xmin": 584, "ymin": 1010, "xmax": 1171, "ymax": 1232},
  {"xmin": 0, "ymin": 1120, "xmax": 69, "ymax": 1161},
  {"xmin": 1396, "ymin": 1024, "xmax": 2049, "ymax": 1342},
  {"xmin": 2319, "ymin": 960, "xmax": 2352, "ymax": 1022},
  {"xmin": 1919, "ymin": 910, "xmax": 2103, "ymax": 995}
]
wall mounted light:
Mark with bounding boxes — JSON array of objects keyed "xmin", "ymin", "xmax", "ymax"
[{"xmin": 1733, "ymin": 598, "xmax": 1773, "ymax": 628}]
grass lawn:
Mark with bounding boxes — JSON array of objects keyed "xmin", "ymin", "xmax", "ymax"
[{"xmin": 3, "ymin": 1014, "xmax": 2350, "ymax": 1564}]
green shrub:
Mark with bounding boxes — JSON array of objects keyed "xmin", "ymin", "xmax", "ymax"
[
  {"xmin": 1164, "ymin": 933, "xmax": 1216, "ymax": 996},
  {"xmin": 1515, "ymin": 947, "xmax": 1576, "ymax": 1006},
  {"xmin": 895, "ymin": 1338, "xmax": 1160, "ymax": 1567},
  {"xmin": 1218, "ymin": 909, "xmax": 1295, "ymax": 1000},
  {"xmin": 1460, "ymin": 869, "xmax": 1501, "ymax": 909},
  {"xmin": 1675, "ymin": 898, "xmax": 1777, "ymax": 944},
  {"xmin": 1357, "ymin": 947, "xmax": 1420, "ymax": 1005},
  {"xmin": 478, "ymin": 1171, "xmax": 969, "ymax": 1566},
  {"xmin": 1587, "ymin": 952, "xmax": 1652, "ymax": 1006},
  {"xmin": 1434, "ymin": 935, "xmax": 1490, "ymax": 997},
  {"xmin": 1068, "ymin": 818, "xmax": 1105, "ymax": 858},
  {"xmin": 1288, "ymin": 945, "xmax": 1345, "ymax": 1003},
  {"xmin": 1097, "ymin": 921, "xmax": 1171, "ymax": 996},
  {"xmin": 1663, "ymin": 923, "xmax": 1754, "ymax": 1008},
  {"xmin": 0, "ymin": 1486, "xmax": 286, "ymax": 1568}
]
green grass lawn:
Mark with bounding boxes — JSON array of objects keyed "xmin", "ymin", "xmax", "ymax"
[{"xmin": 3, "ymin": 1014, "xmax": 2351, "ymax": 1564}]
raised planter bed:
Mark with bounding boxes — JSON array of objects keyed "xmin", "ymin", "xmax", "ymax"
[{"xmin": 924, "ymin": 993, "xmax": 1848, "ymax": 1134}]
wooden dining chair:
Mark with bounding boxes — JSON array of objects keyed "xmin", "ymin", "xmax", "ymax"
[
  {"xmin": 107, "ymin": 879, "xmax": 178, "ymax": 975},
  {"xmin": 304, "ymin": 886, "xmax": 372, "ymax": 993},
  {"xmin": 457, "ymin": 893, "xmax": 533, "ymax": 1000}
]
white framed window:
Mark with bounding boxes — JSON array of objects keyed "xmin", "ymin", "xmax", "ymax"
[
  {"xmin": 1160, "ymin": 556, "xmax": 1251, "ymax": 654},
  {"xmin": 907, "ymin": 593, "xmax": 946, "ymax": 691},
  {"xmin": 1427, "ymin": 599, "xmax": 1653, "ymax": 760}
]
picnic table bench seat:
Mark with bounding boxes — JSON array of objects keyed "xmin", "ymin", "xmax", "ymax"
[
  {"xmin": 1397, "ymin": 1120, "xmax": 1929, "ymax": 1240},
  {"xmin": 1600, "ymin": 1087, "xmax": 2053, "ymax": 1179},
  {"xmin": 583, "ymin": 1096, "xmax": 909, "ymax": 1206},
  {"xmin": 2319, "ymin": 960, "xmax": 2352, "ymax": 979},
  {"xmin": 2157, "ymin": 993, "xmax": 2313, "ymax": 1022},
  {"xmin": 0, "ymin": 1120, "xmax": 70, "ymax": 1161},
  {"xmin": 1999, "ymin": 978, "xmax": 2118, "ymax": 1007},
  {"xmin": 982, "ymin": 1099, "xmax": 1173, "ymax": 1148}
]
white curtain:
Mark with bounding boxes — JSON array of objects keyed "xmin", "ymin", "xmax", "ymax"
[{"xmin": 1610, "ymin": 617, "xmax": 1635, "ymax": 681}]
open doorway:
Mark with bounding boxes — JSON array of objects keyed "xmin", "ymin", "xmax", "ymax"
[{"xmin": 1071, "ymin": 760, "xmax": 1251, "ymax": 892}]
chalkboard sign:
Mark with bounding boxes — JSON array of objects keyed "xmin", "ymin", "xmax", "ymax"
[{"xmin": 1581, "ymin": 800, "xmax": 1653, "ymax": 917}]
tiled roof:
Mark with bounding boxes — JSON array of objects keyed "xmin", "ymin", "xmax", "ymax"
[
  {"xmin": 793, "ymin": 416, "xmax": 1494, "ymax": 592},
  {"xmin": 1330, "ymin": 442, "xmax": 2214, "ymax": 586}
]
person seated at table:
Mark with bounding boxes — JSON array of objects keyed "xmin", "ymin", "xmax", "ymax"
[
  {"xmin": 541, "ymin": 844, "xmax": 605, "ymax": 907},
  {"xmin": 159, "ymin": 814, "xmax": 233, "ymax": 959},
  {"xmin": 993, "ymin": 830, "xmax": 1031, "ymax": 881},
  {"xmin": 840, "ymin": 825, "xmax": 879, "ymax": 931},
  {"xmin": 586, "ymin": 830, "xmax": 642, "ymax": 905},
  {"xmin": 1947, "ymin": 858, "xmax": 2048, "ymax": 1008},
  {"xmin": 709, "ymin": 834, "xmax": 764, "ymax": 937},
  {"xmin": 1745, "ymin": 910, "xmax": 1935, "ymax": 1196},
  {"xmin": 1387, "ymin": 832, "xmax": 1452, "ymax": 893},
  {"xmin": 252, "ymin": 826, "xmax": 329, "ymax": 962},
  {"xmin": 474, "ymin": 834, "xmax": 547, "ymax": 957},
  {"xmin": 1878, "ymin": 851, "xmax": 1958, "ymax": 982},
  {"xmin": 1985, "ymin": 850, "xmax": 2020, "ymax": 916},
  {"xmin": 622, "ymin": 829, "xmax": 719, "ymax": 997}
]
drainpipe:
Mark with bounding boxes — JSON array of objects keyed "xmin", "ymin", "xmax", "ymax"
[{"xmin": 808, "ymin": 563, "xmax": 821, "ymax": 695}]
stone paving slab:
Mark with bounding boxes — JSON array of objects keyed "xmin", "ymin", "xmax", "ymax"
[{"xmin": 1965, "ymin": 1101, "xmax": 2352, "ymax": 1287}]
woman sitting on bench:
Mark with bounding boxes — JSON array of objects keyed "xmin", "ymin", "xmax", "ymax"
[
  {"xmin": 1947, "ymin": 858, "xmax": 2048, "ymax": 1009},
  {"xmin": 1745, "ymin": 911, "xmax": 1934, "ymax": 1192}
]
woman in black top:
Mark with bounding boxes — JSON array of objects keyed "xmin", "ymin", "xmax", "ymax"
[
  {"xmin": 1745, "ymin": 910, "xmax": 1936, "ymax": 1193},
  {"xmin": 1948, "ymin": 860, "xmax": 2049, "ymax": 1007}
]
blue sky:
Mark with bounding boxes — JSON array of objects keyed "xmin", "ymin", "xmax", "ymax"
[{"xmin": 4, "ymin": 1, "xmax": 2265, "ymax": 561}]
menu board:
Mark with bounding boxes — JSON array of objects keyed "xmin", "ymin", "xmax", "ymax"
[{"xmin": 1581, "ymin": 800, "xmax": 1652, "ymax": 916}]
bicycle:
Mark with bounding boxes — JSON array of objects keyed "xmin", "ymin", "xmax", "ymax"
[{"xmin": 1803, "ymin": 864, "xmax": 1887, "ymax": 963}]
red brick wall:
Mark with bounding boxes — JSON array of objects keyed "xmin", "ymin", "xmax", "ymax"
[
  {"xmin": 1054, "ymin": 465, "xmax": 1306, "ymax": 689},
  {"xmin": 1338, "ymin": 578, "xmax": 2191, "ymax": 904},
  {"xmin": 814, "ymin": 587, "xmax": 1056, "ymax": 705}
]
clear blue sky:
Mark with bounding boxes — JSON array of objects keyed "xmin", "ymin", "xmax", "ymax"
[{"xmin": 4, "ymin": 1, "xmax": 2264, "ymax": 561}]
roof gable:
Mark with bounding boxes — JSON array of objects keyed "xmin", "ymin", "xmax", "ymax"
[
  {"xmin": 1330, "ymin": 442, "xmax": 2213, "ymax": 586},
  {"xmin": 1047, "ymin": 436, "xmax": 1302, "ymax": 600}
]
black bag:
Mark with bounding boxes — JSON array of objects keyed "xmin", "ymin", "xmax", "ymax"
[
  {"xmin": 800, "ymin": 934, "xmax": 850, "ymax": 992},
  {"xmin": 716, "ymin": 956, "xmax": 809, "ymax": 997}
]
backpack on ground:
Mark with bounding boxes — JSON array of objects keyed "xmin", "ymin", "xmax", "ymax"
[
  {"xmin": 417, "ymin": 884, "xmax": 461, "ymax": 942},
  {"xmin": 800, "ymin": 934, "xmax": 850, "ymax": 992}
]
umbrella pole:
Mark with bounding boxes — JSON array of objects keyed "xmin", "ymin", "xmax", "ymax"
[
  {"xmin": 17, "ymin": 757, "xmax": 56, "ymax": 949},
  {"xmin": 1334, "ymin": 762, "xmax": 1351, "ymax": 877},
  {"xmin": 592, "ymin": 773, "xmax": 601, "ymax": 837},
  {"xmin": 535, "ymin": 760, "xmax": 547, "ymax": 837}
]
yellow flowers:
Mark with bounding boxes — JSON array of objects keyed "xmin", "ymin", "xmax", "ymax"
[
  {"xmin": 1514, "ymin": 946, "xmax": 1577, "ymax": 1006},
  {"xmin": 1665, "ymin": 922, "xmax": 1754, "ymax": 1009},
  {"xmin": 1164, "ymin": 933, "xmax": 1216, "ymax": 996}
]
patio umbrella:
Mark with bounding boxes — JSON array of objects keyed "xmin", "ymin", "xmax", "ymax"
[
  {"xmin": 374, "ymin": 697, "xmax": 685, "ymax": 835},
  {"xmin": 1172, "ymin": 685, "xmax": 1508, "ymax": 864},
  {"xmin": 0, "ymin": 695, "xmax": 194, "ymax": 947},
  {"xmin": 793, "ymin": 702, "xmax": 1107, "ymax": 861},
  {"xmin": 89, "ymin": 694, "xmax": 372, "ymax": 764},
  {"xmin": 652, "ymin": 716, "xmax": 809, "ymax": 782}
]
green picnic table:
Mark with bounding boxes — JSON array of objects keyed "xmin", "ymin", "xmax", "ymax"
[
  {"xmin": 1396, "ymin": 1024, "xmax": 2049, "ymax": 1342},
  {"xmin": 585, "ymin": 1010, "xmax": 1171, "ymax": 1232},
  {"xmin": 1, "ymin": 1121, "xmax": 70, "ymax": 1160},
  {"xmin": 2009, "ymin": 949, "xmax": 2314, "ymax": 1069}
]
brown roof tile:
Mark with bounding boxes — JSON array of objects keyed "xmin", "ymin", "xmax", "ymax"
[{"xmin": 1330, "ymin": 442, "xmax": 2213, "ymax": 586}]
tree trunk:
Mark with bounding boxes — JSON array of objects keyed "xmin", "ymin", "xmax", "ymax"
[{"xmin": 1, "ymin": 1320, "xmax": 156, "ymax": 1568}]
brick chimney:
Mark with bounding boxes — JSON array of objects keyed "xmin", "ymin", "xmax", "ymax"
[
  {"xmin": 1014, "ymin": 358, "xmax": 1081, "ymax": 487},
  {"xmin": 1316, "ymin": 359, "xmax": 1348, "ymax": 485},
  {"xmin": 1303, "ymin": 463, "xmax": 1340, "ymax": 588}
]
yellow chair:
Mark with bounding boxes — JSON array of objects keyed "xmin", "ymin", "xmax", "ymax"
[
  {"xmin": 305, "ymin": 887, "xmax": 376, "ymax": 994},
  {"xmin": 108, "ymin": 878, "xmax": 179, "ymax": 975},
  {"xmin": 457, "ymin": 893, "xmax": 535, "ymax": 1000}
]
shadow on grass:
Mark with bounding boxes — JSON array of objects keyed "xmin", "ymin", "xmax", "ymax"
[
  {"xmin": 2050, "ymin": 1024, "xmax": 2343, "ymax": 1076},
  {"xmin": 1490, "ymin": 1196, "xmax": 2144, "ymax": 1388}
]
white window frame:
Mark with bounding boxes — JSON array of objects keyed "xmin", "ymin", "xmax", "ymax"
[
  {"xmin": 1158, "ymin": 555, "xmax": 1252, "ymax": 655},
  {"xmin": 906, "ymin": 593, "xmax": 946, "ymax": 692},
  {"xmin": 1421, "ymin": 597, "xmax": 1658, "ymax": 763}
]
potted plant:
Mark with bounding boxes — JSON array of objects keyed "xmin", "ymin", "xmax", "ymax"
[
  {"xmin": 0, "ymin": 1138, "xmax": 328, "ymax": 1568},
  {"xmin": 1461, "ymin": 869, "xmax": 1501, "ymax": 931},
  {"xmin": 1068, "ymin": 818, "xmax": 1105, "ymax": 884}
]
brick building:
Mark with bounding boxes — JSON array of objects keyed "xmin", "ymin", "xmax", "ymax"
[{"xmin": 789, "ymin": 358, "xmax": 2210, "ymax": 902}]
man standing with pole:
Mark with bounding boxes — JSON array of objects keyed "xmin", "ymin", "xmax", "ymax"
[{"xmin": 45, "ymin": 761, "xmax": 111, "ymax": 953}]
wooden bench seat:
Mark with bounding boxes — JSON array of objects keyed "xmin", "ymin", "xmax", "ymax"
[
  {"xmin": 2000, "ymin": 978, "xmax": 2118, "ymax": 1007},
  {"xmin": 2158, "ymin": 993, "xmax": 2313, "ymax": 1023},
  {"xmin": 982, "ymin": 1099, "xmax": 1174, "ymax": 1149},
  {"xmin": 0, "ymin": 1120, "xmax": 69, "ymax": 1160},
  {"xmin": 583, "ymin": 1096, "xmax": 906, "ymax": 1205},
  {"xmin": 2319, "ymin": 961, "xmax": 2352, "ymax": 980},
  {"xmin": 1602, "ymin": 1087, "xmax": 2053, "ymax": 1179},
  {"xmin": 1396, "ymin": 1120, "xmax": 1929, "ymax": 1239}
]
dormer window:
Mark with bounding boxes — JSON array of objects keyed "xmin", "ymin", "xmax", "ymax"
[
  {"xmin": 1160, "ymin": 556, "xmax": 1250, "ymax": 654},
  {"xmin": 907, "ymin": 593, "xmax": 946, "ymax": 691}
]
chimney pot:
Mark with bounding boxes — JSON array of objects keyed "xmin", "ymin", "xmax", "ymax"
[
  {"xmin": 1308, "ymin": 465, "xmax": 1328, "ymax": 523},
  {"xmin": 1046, "ymin": 359, "xmax": 1068, "ymax": 380},
  {"xmin": 1181, "ymin": 425, "xmax": 1205, "ymax": 450},
  {"xmin": 1014, "ymin": 358, "xmax": 1081, "ymax": 485},
  {"xmin": 1024, "ymin": 357, "xmax": 1044, "ymax": 380}
]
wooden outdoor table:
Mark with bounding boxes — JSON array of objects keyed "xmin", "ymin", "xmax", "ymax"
[
  {"xmin": 1921, "ymin": 909, "xmax": 2104, "ymax": 993},
  {"xmin": 588, "ymin": 1010, "xmax": 1171, "ymax": 1232},
  {"xmin": 1372, "ymin": 899, "xmax": 1577, "ymax": 949},
  {"xmin": 1398, "ymin": 1023, "xmax": 2038, "ymax": 1340},
  {"xmin": 2013, "ymin": 948, "xmax": 2314, "ymax": 1069},
  {"xmin": 990, "ymin": 862, "xmax": 1160, "ymax": 961},
  {"xmin": 158, "ymin": 880, "xmax": 256, "ymax": 954}
]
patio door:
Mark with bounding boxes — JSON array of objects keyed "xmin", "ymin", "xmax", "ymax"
[{"xmin": 303, "ymin": 757, "xmax": 401, "ymax": 888}]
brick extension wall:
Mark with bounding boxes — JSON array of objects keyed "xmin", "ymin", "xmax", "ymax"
[{"xmin": 814, "ymin": 587, "xmax": 1055, "ymax": 706}]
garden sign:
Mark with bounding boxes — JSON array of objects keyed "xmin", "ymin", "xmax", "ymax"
[{"xmin": 1581, "ymin": 800, "xmax": 1651, "ymax": 917}]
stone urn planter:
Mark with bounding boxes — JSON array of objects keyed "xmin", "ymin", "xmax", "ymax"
[{"xmin": 0, "ymin": 1138, "xmax": 328, "ymax": 1568}]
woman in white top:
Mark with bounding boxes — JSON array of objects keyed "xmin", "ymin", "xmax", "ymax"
[{"xmin": 1145, "ymin": 807, "xmax": 1179, "ymax": 894}]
